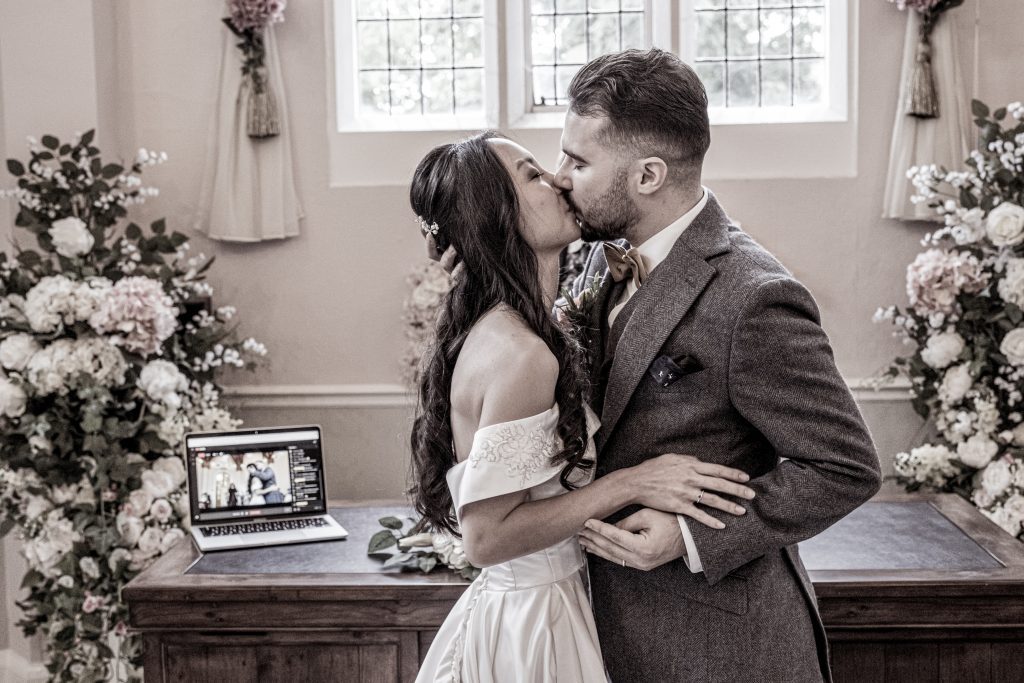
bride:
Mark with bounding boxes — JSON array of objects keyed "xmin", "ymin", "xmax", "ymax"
[{"xmin": 409, "ymin": 132, "xmax": 754, "ymax": 682}]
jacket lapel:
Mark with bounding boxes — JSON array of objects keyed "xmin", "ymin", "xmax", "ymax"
[{"xmin": 597, "ymin": 195, "xmax": 734, "ymax": 446}]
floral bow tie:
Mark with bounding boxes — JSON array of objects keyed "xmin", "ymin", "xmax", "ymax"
[{"xmin": 603, "ymin": 242, "xmax": 648, "ymax": 289}]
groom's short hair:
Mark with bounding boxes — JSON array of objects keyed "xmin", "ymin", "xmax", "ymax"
[{"xmin": 567, "ymin": 48, "xmax": 710, "ymax": 179}]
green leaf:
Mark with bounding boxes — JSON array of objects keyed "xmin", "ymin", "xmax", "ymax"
[
  {"xmin": 101, "ymin": 163, "xmax": 123, "ymax": 179},
  {"xmin": 19, "ymin": 569, "xmax": 43, "ymax": 591},
  {"xmin": 41, "ymin": 135, "xmax": 59, "ymax": 150},
  {"xmin": 6, "ymin": 159, "xmax": 25, "ymax": 176},
  {"xmin": 151, "ymin": 218, "xmax": 166, "ymax": 234},
  {"xmin": 125, "ymin": 222, "xmax": 142, "ymax": 240},
  {"xmin": 378, "ymin": 516, "xmax": 404, "ymax": 530},
  {"xmin": 418, "ymin": 555, "xmax": 438, "ymax": 573},
  {"xmin": 382, "ymin": 552, "xmax": 414, "ymax": 568},
  {"xmin": 994, "ymin": 107, "xmax": 1007, "ymax": 121},
  {"xmin": 367, "ymin": 530, "xmax": 397, "ymax": 553},
  {"xmin": 80, "ymin": 129, "xmax": 95, "ymax": 146},
  {"xmin": 971, "ymin": 99, "xmax": 990, "ymax": 118},
  {"xmin": 367, "ymin": 551, "xmax": 394, "ymax": 561}
]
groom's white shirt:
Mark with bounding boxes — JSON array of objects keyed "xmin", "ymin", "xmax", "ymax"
[{"xmin": 608, "ymin": 187, "xmax": 709, "ymax": 573}]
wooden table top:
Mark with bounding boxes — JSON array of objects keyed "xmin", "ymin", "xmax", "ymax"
[{"xmin": 124, "ymin": 493, "xmax": 1024, "ymax": 606}]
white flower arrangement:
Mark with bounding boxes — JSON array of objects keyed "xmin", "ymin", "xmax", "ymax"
[
  {"xmin": 400, "ymin": 261, "xmax": 453, "ymax": 387},
  {"xmin": 878, "ymin": 100, "xmax": 1024, "ymax": 541},
  {"xmin": 0, "ymin": 130, "xmax": 268, "ymax": 682},
  {"xmin": 367, "ymin": 515, "xmax": 480, "ymax": 581}
]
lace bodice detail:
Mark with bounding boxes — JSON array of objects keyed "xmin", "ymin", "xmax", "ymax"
[{"xmin": 447, "ymin": 404, "xmax": 600, "ymax": 521}]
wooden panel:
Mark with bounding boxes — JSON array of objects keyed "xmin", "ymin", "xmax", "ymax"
[
  {"xmin": 419, "ymin": 629, "xmax": 438, "ymax": 665},
  {"xmin": 164, "ymin": 644, "xmax": 261, "ymax": 682},
  {"xmin": 991, "ymin": 642, "xmax": 1024, "ymax": 683},
  {"xmin": 360, "ymin": 644, "xmax": 398, "ymax": 683},
  {"xmin": 830, "ymin": 642, "xmax": 885, "ymax": 683},
  {"xmin": 884, "ymin": 643, "xmax": 938, "ymax": 683},
  {"xmin": 938, "ymin": 643, "xmax": 991, "ymax": 683}
]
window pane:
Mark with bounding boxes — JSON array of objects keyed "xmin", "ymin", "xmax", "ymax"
[
  {"xmin": 532, "ymin": 0, "xmax": 555, "ymax": 13},
  {"xmin": 388, "ymin": 0, "xmax": 419, "ymax": 20},
  {"xmin": 556, "ymin": 14, "xmax": 587, "ymax": 64},
  {"xmin": 726, "ymin": 10, "xmax": 759, "ymax": 59},
  {"xmin": 455, "ymin": 68, "xmax": 484, "ymax": 112},
  {"xmin": 422, "ymin": 69, "xmax": 455, "ymax": 114},
  {"xmin": 359, "ymin": 70, "xmax": 390, "ymax": 115},
  {"xmin": 621, "ymin": 0, "xmax": 644, "ymax": 9},
  {"xmin": 621, "ymin": 12, "xmax": 643, "ymax": 47},
  {"xmin": 794, "ymin": 7, "xmax": 825, "ymax": 57},
  {"xmin": 696, "ymin": 11, "xmax": 725, "ymax": 60},
  {"xmin": 356, "ymin": 0, "xmax": 386, "ymax": 19},
  {"xmin": 421, "ymin": 20, "xmax": 453, "ymax": 68},
  {"xmin": 357, "ymin": 22, "xmax": 389, "ymax": 70},
  {"xmin": 453, "ymin": 0, "xmax": 483, "ymax": 16},
  {"xmin": 794, "ymin": 58, "xmax": 824, "ymax": 104},
  {"xmin": 588, "ymin": 14, "xmax": 620, "ymax": 58},
  {"xmin": 559, "ymin": 0, "xmax": 587, "ymax": 11},
  {"xmin": 420, "ymin": 0, "xmax": 451, "ymax": 19},
  {"xmin": 760, "ymin": 9, "xmax": 792, "ymax": 58},
  {"xmin": 695, "ymin": 0, "xmax": 725, "ymax": 8},
  {"xmin": 533, "ymin": 65, "xmax": 558, "ymax": 106},
  {"xmin": 453, "ymin": 19, "xmax": 484, "ymax": 67},
  {"xmin": 727, "ymin": 61, "xmax": 758, "ymax": 107},
  {"xmin": 588, "ymin": 0, "xmax": 620, "ymax": 11},
  {"xmin": 726, "ymin": 0, "xmax": 758, "ymax": 7},
  {"xmin": 532, "ymin": 14, "xmax": 557, "ymax": 65},
  {"xmin": 761, "ymin": 60, "xmax": 792, "ymax": 106},
  {"xmin": 556, "ymin": 65, "xmax": 582, "ymax": 104},
  {"xmin": 389, "ymin": 20, "xmax": 420, "ymax": 68},
  {"xmin": 389, "ymin": 70, "xmax": 421, "ymax": 114},
  {"xmin": 696, "ymin": 62, "xmax": 725, "ymax": 108}
]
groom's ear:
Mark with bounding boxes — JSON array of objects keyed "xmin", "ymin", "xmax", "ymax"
[{"xmin": 635, "ymin": 157, "xmax": 669, "ymax": 195}]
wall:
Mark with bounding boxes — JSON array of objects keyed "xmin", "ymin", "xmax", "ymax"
[{"xmin": 0, "ymin": 0, "xmax": 1022, "ymax": 674}]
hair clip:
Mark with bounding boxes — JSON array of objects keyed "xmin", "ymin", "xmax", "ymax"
[{"xmin": 417, "ymin": 215, "xmax": 440, "ymax": 236}]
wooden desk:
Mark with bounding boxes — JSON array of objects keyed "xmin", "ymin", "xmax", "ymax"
[{"xmin": 125, "ymin": 494, "xmax": 1024, "ymax": 682}]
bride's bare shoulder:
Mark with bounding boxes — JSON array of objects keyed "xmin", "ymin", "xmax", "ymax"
[{"xmin": 453, "ymin": 307, "xmax": 558, "ymax": 425}]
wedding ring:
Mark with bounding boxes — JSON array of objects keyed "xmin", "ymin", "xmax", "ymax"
[
  {"xmin": 696, "ymin": 489, "xmax": 705, "ymax": 505},
  {"xmin": 621, "ymin": 558, "xmax": 626, "ymax": 567}
]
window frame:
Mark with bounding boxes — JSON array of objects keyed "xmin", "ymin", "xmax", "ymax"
[{"xmin": 325, "ymin": 0, "xmax": 857, "ymax": 187}]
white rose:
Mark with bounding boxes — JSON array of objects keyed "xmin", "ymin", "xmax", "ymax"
[
  {"xmin": 128, "ymin": 489, "xmax": 154, "ymax": 517},
  {"xmin": 921, "ymin": 331, "xmax": 965, "ymax": 369},
  {"xmin": 0, "ymin": 375, "xmax": 27, "ymax": 418},
  {"xmin": 986, "ymin": 202, "xmax": 1024, "ymax": 247},
  {"xmin": 108, "ymin": 548, "xmax": 132, "ymax": 573},
  {"xmin": 22, "ymin": 494, "xmax": 53, "ymax": 519},
  {"xmin": 398, "ymin": 532, "xmax": 434, "ymax": 549},
  {"xmin": 1001, "ymin": 494, "xmax": 1024, "ymax": 536},
  {"xmin": 956, "ymin": 433, "xmax": 999, "ymax": 468},
  {"xmin": 130, "ymin": 547, "xmax": 156, "ymax": 570},
  {"xmin": 57, "ymin": 575, "xmax": 75, "ymax": 589},
  {"xmin": 49, "ymin": 483, "xmax": 79, "ymax": 505},
  {"xmin": 1000, "ymin": 328, "xmax": 1024, "ymax": 366},
  {"xmin": 48, "ymin": 216, "xmax": 95, "ymax": 258},
  {"xmin": 938, "ymin": 364, "xmax": 973, "ymax": 405},
  {"xmin": 79, "ymin": 557, "xmax": 101, "ymax": 580},
  {"xmin": 137, "ymin": 527, "xmax": 163, "ymax": 555},
  {"xmin": 115, "ymin": 512, "xmax": 145, "ymax": 546},
  {"xmin": 159, "ymin": 528, "xmax": 186, "ymax": 554},
  {"xmin": 152, "ymin": 456, "xmax": 187, "ymax": 488},
  {"xmin": 138, "ymin": 360, "xmax": 188, "ymax": 410},
  {"xmin": 141, "ymin": 469, "xmax": 177, "ymax": 499},
  {"xmin": 998, "ymin": 258, "xmax": 1024, "ymax": 307},
  {"xmin": 149, "ymin": 498, "xmax": 173, "ymax": 523},
  {"xmin": 0, "ymin": 333, "xmax": 40, "ymax": 372},
  {"xmin": 980, "ymin": 458, "xmax": 1013, "ymax": 498},
  {"xmin": 972, "ymin": 487, "xmax": 995, "ymax": 508}
]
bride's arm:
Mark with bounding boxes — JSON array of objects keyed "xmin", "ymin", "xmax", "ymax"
[{"xmin": 459, "ymin": 344, "xmax": 753, "ymax": 568}]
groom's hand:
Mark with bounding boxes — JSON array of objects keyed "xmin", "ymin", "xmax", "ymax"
[{"xmin": 578, "ymin": 509, "xmax": 686, "ymax": 571}]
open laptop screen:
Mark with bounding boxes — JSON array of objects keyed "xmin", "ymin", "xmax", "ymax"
[{"xmin": 184, "ymin": 426, "xmax": 328, "ymax": 525}]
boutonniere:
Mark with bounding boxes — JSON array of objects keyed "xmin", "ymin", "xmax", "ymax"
[{"xmin": 557, "ymin": 274, "xmax": 605, "ymax": 367}]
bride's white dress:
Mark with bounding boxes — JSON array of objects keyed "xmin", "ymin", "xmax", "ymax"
[{"xmin": 416, "ymin": 404, "xmax": 606, "ymax": 683}]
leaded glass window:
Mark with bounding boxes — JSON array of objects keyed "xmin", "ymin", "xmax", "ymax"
[
  {"xmin": 355, "ymin": 0, "xmax": 486, "ymax": 118},
  {"xmin": 691, "ymin": 1, "xmax": 827, "ymax": 109},
  {"xmin": 529, "ymin": 0, "xmax": 648, "ymax": 107}
]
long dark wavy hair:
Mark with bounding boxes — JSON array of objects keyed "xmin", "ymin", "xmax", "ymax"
[{"xmin": 408, "ymin": 131, "xmax": 592, "ymax": 536}]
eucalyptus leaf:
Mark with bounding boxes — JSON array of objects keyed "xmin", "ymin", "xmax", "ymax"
[
  {"xmin": 368, "ymin": 530, "xmax": 397, "ymax": 553},
  {"xmin": 378, "ymin": 516, "xmax": 404, "ymax": 530}
]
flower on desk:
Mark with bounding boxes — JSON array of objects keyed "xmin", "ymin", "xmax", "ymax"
[{"xmin": 367, "ymin": 516, "xmax": 479, "ymax": 581}]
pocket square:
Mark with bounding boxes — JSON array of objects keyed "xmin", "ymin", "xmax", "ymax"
[{"xmin": 649, "ymin": 354, "xmax": 704, "ymax": 387}]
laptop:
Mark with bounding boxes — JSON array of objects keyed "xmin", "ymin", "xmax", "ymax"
[{"xmin": 184, "ymin": 425, "xmax": 348, "ymax": 552}]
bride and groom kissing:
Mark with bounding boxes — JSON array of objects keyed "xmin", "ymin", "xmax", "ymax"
[{"xmin": 408, "ymin": 48, "xmax": 882, "ymax": 682}]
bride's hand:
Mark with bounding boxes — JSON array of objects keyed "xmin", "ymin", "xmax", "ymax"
[{"xmin": 628, "ymin": 454, "xmax": 755, "ymax": 529}]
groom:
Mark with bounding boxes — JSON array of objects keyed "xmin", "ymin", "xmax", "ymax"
[{"xmin": 559, "ymin": 49, "xmax": 882, "ymax": 682}]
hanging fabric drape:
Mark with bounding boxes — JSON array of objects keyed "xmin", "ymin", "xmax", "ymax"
[
  {"xmin": 882, "ymin": 10, "xmax": 970, "ymax": 221},
  {"xmin": 195, "ymin": 20, "xmax": 302, "ymax": 242}
]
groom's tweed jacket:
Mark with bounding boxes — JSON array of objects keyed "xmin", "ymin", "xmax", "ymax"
[{"xmin": 571, "ymin": 192, "xmax": 882, "ymax": 683}]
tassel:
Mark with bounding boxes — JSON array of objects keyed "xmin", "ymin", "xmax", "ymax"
[
  {"xmin": 247, "ymin": 65, "xmax": 281, "ymax": 139},
  {"xmin": 907, "ymin": 38, "xmax": 939, "ymax": 119}
]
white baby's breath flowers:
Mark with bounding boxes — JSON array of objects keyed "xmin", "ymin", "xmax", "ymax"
[{"xmin": 893, "ymin": 444, "xmax": 960, "ymax": 487}]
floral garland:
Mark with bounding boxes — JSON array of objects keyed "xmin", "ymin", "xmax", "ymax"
[
  {"xmin": 876, "ymin": 100, "xmax": 1024, "ymax": 538},
  {"xmin": 222, "ymin": 0, "xmax": 288, "ymax": 139},
  {"xmin": 400, "ymin": 261, "xmax": 452, "ymax": 388},
  {"xmin": 0, "ymin": 130, "xmax": 267, "ymax": 682}
]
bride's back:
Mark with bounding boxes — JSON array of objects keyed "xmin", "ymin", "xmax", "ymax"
[{"xmin": 449, "ymin": 304, "xmax": 559, "ymax": 464}]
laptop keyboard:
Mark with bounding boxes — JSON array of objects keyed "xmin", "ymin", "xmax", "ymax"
[{"xmin": 200, "ymin": 517, "xmax": 330, "ymax": 537}]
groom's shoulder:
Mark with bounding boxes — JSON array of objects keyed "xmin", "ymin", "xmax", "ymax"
[{"xmin": 719, "ymin": 226, "xmax": 795, "ymax": 288}]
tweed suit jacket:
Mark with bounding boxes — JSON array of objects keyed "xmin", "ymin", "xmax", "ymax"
[{"xmin": 570, "ymin": 192, "xmax": 882, "ymax": 683}]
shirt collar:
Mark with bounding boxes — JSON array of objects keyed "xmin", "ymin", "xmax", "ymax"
[{"xmin": 633, "ymin": 187, "xmax": 709, "ymax": 275}]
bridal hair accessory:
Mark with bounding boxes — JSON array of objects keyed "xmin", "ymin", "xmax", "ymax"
[{"xmin": 416, "ymin": 215, "xmax": 440, "ymax": 236}]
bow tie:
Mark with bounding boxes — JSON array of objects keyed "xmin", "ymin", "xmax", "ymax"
[{"xmin": 603, "ymin": 242, "xmax": 648, "ymax": 289}]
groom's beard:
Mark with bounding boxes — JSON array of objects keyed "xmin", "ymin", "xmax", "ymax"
[{"xmin": 571, "ymin": 168, "xmax": 641, "ymax": 242}]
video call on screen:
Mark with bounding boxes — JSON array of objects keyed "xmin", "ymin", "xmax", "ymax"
[{"xmin": 187, "ymin": 430, "xmax": 326, "ymax": 523}]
